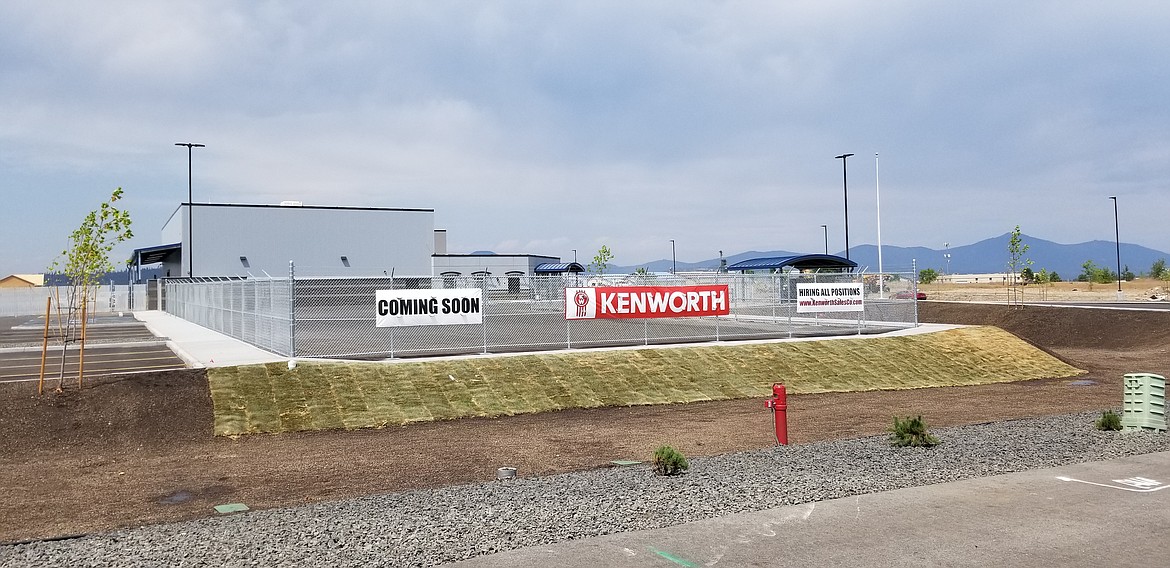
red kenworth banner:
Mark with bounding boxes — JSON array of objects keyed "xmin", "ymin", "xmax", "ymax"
[{"xmin": 565, "ymin": 285, "xmax": 731, "ymax": 320}]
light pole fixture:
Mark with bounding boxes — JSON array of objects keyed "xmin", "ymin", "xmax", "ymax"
[
  {"xmin": 670, "ymin": 239, "xmax": 676, "ymax": 274},
  {"xmin": 1110, "ymin": 196, "xmax": 1122, "ymax": 298},
  {"xmin": 875, "ymin": 153, "xmax": 884, "ymax": 297},
  {"xmin": 835, "ymin": 153, "xmax": 854, "ymax": 261},
  {"xmin": 820, "ymin": 224, "xmax": 828, "ymax": 255},
  {"xmin": 175, "ymin": 142, "xmax": 205, "ymax": 277}
]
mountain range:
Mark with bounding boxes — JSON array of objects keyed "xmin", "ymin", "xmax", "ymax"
[
  {"xmin": 42, "ymin": 234, "xmax": 1170, "ymax": 283},
  {"xmin": 611, "ymin": 234, "xmax": 1170, "ymax": 279}
]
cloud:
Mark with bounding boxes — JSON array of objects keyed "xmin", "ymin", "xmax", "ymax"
[{"xmin": 3, "ymin": 1, "xmax": 1170, "ymax": 274}]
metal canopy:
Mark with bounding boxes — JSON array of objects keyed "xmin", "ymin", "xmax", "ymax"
[
  {"xmin": 534, "ymin": 262, "xmax": 585, "ymax": 274},
  {"xmin": 726, "ymin": 254, "xmax": 857, "ymax": 272},
  {"xmin": 132, "ymin": 243, "xmax": 181, "ymax": 265}
]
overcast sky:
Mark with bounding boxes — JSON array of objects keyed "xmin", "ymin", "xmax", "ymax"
[{"xmin": 2, "ymin": 1, "xmax": 1168, "ymax": 274}]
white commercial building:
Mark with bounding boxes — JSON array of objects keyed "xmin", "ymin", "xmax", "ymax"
[{"xmin": 131, "ymin": 202, "xmax": 573, "ymax": 282}]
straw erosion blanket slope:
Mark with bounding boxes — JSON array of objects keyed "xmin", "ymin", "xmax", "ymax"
[
  {"xmin": 1, "ymin": 303, "xmax": 1162, "ymax": 543},
  {"xmin": 208, "ymin": 326, "xmax": 1079, "ymax": 436}
]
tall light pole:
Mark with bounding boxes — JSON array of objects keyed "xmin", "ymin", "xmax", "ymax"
[
  {"xmin": 175, "ymin": 142, "xmax": 205, "ymax": 277},
  {"xmin": 1110, "ymin": 196, "xmax": 1122, "ymax": 299},
  {"xmin": 670, "ymin": 239, "xmax": 676, "ymax": 274},
  {"xmin": 835, "ymin": 153, "xmax": 854, "ymax": 261},
  {"xmin": 875, "ymin": 153, "xmax": 884, "ymax": 298},
  {"xmin": 820, "ymin": 224, "xmax": 828, "ymax": 255}
]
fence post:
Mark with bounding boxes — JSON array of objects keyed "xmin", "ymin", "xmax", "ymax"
[
  {"xmin": 482, "ymin": 278, "xmax": 489, "ymax": 355},
  {"xmin": 771, "ymin": 273, "xmax": 777, "ymax": 321},
  {"xmin": 911, "ymin": 259, "xmax": 920, "ymax": 327},
  {"xmin": 785, "ymin": 273, "xmax": 793, "ymax": 338},
  {"xmin": 856, "ymin": 273, "xmax": 864, "ymax": 335},
  {"xmin": 288, "ymin": 261, "xmax": 296, "ymax": 357}
]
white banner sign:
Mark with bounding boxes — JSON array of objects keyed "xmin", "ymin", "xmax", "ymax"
[
  {"xmin": 796, "ymin": 283, "xmax": 865, "ymax": 313},
  {"xmin": 376, "ymin": 288, "xmax": 483, "ymax": 327},
  {"xmin": 564, "ymin": 285, "xmax": 730, "ymax": 320}
]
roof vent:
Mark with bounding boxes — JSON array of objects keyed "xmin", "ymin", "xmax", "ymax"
[{"xmin": 280, "ymin": 200, "xmax": 303, "ymax": 206}]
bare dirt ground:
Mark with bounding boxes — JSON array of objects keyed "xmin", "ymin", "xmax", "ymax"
[
  {"xmin": 922, "ymin": 278, "xmax": 1170, "ymax": 303},
  {"xmin": 2, "ymin": 301, "xmax": 1169, "ymax": 543}
]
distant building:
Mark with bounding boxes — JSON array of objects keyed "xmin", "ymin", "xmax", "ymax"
[
  {"xmin": 938, "ymin": 273, "xmax": 1015, "ymax": 284},
  {"xmin": 0, "ymin": 274, "xmax": 44, "ymax": 288},
  {"xmin": 726, "ymin": 254, "xmax": 858, "ymax": 273},
  {"xmin": 432, "ymin": 254, "xmax": 566, "ymax": 280}
]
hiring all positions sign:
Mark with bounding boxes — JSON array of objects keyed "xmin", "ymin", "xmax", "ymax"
[
  {"xmin": 795, "ymin": 283, "xmax": 865, "ymax": 313},
  {"xmin": 565, "ymin": 285, "xmax": 730, "ymax": 320},
  {"xmin": 375, "ymin": 288, "xmax": 483, "ymax": 327}
]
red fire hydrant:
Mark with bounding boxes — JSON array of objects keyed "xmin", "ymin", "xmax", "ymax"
[{"xmin": 764, "ymin": 383, "xmax": 788, "ymax": 445}]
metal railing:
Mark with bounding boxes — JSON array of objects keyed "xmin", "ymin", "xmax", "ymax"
[{"xmin": 164, "ymin": 270, "xmax": 918, "ymax": 359}]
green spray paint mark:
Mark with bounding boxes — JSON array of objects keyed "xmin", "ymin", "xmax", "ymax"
[{"xmin": 651, "ymin": 548, "xmax": 699, "ymax": 567}]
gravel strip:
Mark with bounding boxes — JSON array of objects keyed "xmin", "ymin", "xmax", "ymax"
[{"xmin": 3, "ymin": 412, "xmax": 1167, "ymax": 567}]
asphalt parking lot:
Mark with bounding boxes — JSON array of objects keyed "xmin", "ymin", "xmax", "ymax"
[{"xmin": 0, "ymin": 315, "xmax": 186, "ymax": 384}]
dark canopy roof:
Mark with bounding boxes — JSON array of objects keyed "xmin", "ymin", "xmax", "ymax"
[
  {"xmin": 726, "ymin": 254, "xmax": 857, "ymax": 272},
  {"xmin": 132, "ymin": 243, "xmax": 181, "ymax": 265},
  {"xmin": 534, "ymin": 262, "xmax": 585, "ymax": 274}
]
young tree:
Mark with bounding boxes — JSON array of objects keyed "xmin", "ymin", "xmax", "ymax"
[
  {"xmin": 47, "ymin": 188, "xmax": 133, "ymax": 389},
  {"xmin": 1122, "ymin": 265, "xmax": 1135, "ymax": 282},
  {"xmin": 1079, "ymin": 260, "xmax": 1118, "ymax": 286},
  {"xmin": 53, "ymin": 188, "xmax": 134, "ymax": 291},
  {"xmin": 1078, "ymin": 260, "xmax": 1097, "ymax": 283},
  {"xmin": 1034, "ymin": 268, "xmax": 1051, "ymax": 300},
  {"xmin": 918, "ymin": 268, "xmax": 939, "ymax": 285},
  {"xmin": 1006, "ymin": 225, "xmax": 1032, "ymax": 306},
  {"xmin": 1078, "ymin": 260, "xmax": 1097, "ymax": 288},
  {"xmin": 1150, "ymin": 258, "xmax": 1167, "ymax": 280},
  {"xmin": 590, "ymin": 245, "xmax": 614, "ymax": 275}
]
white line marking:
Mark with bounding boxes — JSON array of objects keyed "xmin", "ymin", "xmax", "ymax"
[{"xmin": 1056, "ymin": 476, "xmax": 1170, "ymax": 493}]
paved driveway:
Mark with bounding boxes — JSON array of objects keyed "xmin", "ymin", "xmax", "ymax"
[{"xmin": 0, "ymin": 315, "xmax": 186, "ymax": 384}]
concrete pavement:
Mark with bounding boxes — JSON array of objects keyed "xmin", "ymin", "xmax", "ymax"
[
  {"xmin": 449, "ymin": 452, "xmax": 1170, "ymax": 567},
  {"xmin": 133, "ymin": 310, "xmax": 288, "ymax": 368}
]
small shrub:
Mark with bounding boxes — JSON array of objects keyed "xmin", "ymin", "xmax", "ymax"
[
  {"xmin": 653, "ymin": 445, "xmax": 689, "ymax": 476},
  {"xmin": 889, "ymin": 415, "xmax": 940, "ymax": 447},
  {"xmin": 1095, "ymin": 410, "xmax": 1123, "ymax": 431}
]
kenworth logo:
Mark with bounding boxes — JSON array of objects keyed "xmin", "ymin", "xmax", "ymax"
[{"xmin": 564, "ymin": 285, "xmax": 730, "ymax": 320}]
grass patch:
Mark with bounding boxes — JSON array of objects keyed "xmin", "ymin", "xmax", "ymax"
[{"xmin": 208, "ymin": 326, "xmax": 1084, "ymax": 436}]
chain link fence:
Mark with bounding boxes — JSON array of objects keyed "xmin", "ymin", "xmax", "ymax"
[
  {"xmin": 0, "ymin": 284, "xmax": 147, "ymax": 317},
  {"xmin": 165, "ymin": 270, "xmax": 918, "ymax": 359},
  {"xmin": 165, "ymin": 277, "xmax": 293, "ymax": 355}
]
